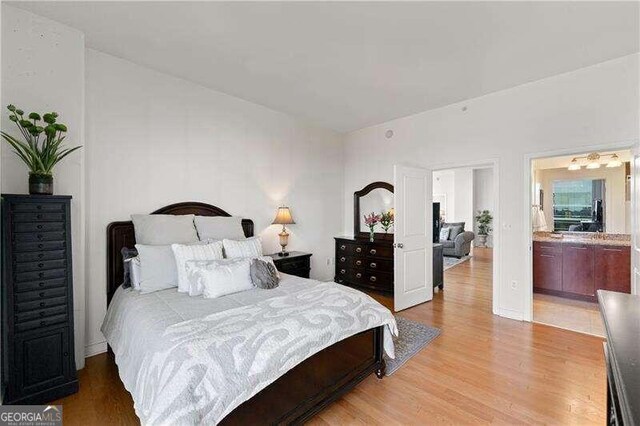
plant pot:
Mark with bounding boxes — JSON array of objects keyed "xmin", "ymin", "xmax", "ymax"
[
  {"xmin": 477, "ymin": 234, "xmax": 487, "ymax": 247},
  {"xmin": 29, "ymin": 173, "xmax": 53, "ymax": 195}
]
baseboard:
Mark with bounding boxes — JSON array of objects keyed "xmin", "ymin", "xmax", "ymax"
[
  {"xmin": 85, "ymin": 340, "xmax": 108, "ymax": 357},
  {"xmin": 497, "ymin": 308, "xmax": 524, "ymax": 321}
]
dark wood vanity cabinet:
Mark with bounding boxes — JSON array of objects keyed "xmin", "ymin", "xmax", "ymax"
[
  {"xmin": 335, "ymin": 237, "xmax": 394, "ymax": 293},
  {"xmin": 533, "ymin": 240, "xmax": 630, "ymax": 302}
]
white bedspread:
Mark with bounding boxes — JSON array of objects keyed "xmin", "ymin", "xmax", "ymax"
[{"xmin": 101, "ymin": 274, "xmax": 396, "ymax": 425}]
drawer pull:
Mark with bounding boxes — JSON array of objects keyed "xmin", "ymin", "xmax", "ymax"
[
  {"xmin": 603, "ymin": 248, "xmax": 623, "ymax": 252},
  {"xmin": 340, "ymin": 245, "xmax": 346, "ymax": 250},
  {"xmin": 38, "ymin": 253, "xmax": 44, "ymax": 259},
  {"xmin": 36, "ymin": 214, "xmax": 42, "ymax": 219},
  {"xmin": 370, "ymin": 249, "xmax": 377, "ymax": 255},
  {"xmin": 37, "ymin": 234, "xmax": 43, "ymax": 240},
  {"xmin": 540, "ymin": 254, "xmax": 555, "ymax": 258},
  {"xmin": 36, "ymin": 205, "xmax": 42, "ymax": 210},
  {"xmin": 63, "ymin": 352, "xmax": 68, "ymax": 357},
  {"xmin": 40, "ymin": 320, "xmax": 46, "ymax": 326},
  {"xmin": 39, "ymin": 302, "xmax": 46, "ymax": 307},
  {"xmin": 38, "ymin": 244, "xmax": 43, "ymax": 249},
  {"xmin": 38, "ymin": 263, "xmax": 44, "ymax": 268},
  {"xmin": 37, "ymin": 225, "xmax": 43, "ymax": 230},
  {"xmin": 39, "ymin": 292, "xmax": 45, "ymax": 298},
  {"xmin": 38, "ymin": 272, "xmax": 44, "ymax": 278},
  {"xmin": 340, "ymin": 269, "xmax": 346, "ymax": 275},
  {"xmin": 39, "ymin": 311, "xmax": 45, "ymax": 317},
  {"xmin": 356, "ymin": 260, "xmax": 362, "ymax": 266},
  {"xmin": 356, "ymin": 273, "xmax": 362, "ymax": 278},
  {"xmin": 337, "ymin": 279, "xmax": 344, "ymax": 283},
  {"xmin": 370, "ymin": 262, "xmax": 377, "ymax": 268},
  {"xmin": 340, "ymin": 257, "xmax": 346, "ymax": 262},
  {"xmin": 370, "ymin": 276, "xmax": 377, "ymax": 282},
  {"xmin": 39, "ymin": 282, "xmax": 45, "ymax": 287},
  {"xmin": 355, "ymin": 247, "xmax": 362, "ymax": 253}
]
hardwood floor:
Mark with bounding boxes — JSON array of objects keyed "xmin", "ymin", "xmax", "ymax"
[{"xmin": 53, "ymin": 247, "xmax": 606, "ymax": 425}]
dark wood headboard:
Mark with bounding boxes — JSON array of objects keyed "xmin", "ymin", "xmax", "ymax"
[{"xmin": 106, "ymin": 201, "xmax": 254, "ymax": 305}]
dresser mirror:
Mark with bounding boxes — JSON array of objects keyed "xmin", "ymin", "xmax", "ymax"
[{"xmin": 354, "ymin": 181, "xmax": 394, "ymax": 238}]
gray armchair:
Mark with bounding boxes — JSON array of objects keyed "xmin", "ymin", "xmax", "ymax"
[{"xmin": 440, "ymin": 222, "xmax": 475, "ymax": 257}]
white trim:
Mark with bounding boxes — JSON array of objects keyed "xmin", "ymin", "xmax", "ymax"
[
  {"xmin": 431, "ymin": 157, "xmax": 500, "ymax": 317},
  {"xmin": 85, "ymin": 340, "xmax": 108, "ymax": 358},
  {"xmin": 523, "ymin": 139, "xmax": 638, "ymax": 323}
]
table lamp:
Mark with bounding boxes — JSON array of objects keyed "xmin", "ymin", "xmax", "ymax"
[{"xmin": 272, "ymin": 206, "xmax": 295, "ymax": 256}]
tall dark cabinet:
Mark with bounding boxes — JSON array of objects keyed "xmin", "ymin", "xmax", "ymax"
[{"xmin": 2, "ymin": 194, "xmax": 78, "ymax": 404}]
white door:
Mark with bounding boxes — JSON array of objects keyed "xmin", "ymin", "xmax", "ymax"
[
  {"xmin": 631, "ymin": 145, "xmax": 640, "ymax": 295},
  {"xmin": 394, "ymin": 165, "xmax": 433, "ymax": 311}
]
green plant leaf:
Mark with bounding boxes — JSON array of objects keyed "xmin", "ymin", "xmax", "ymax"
[
  {"xmin": 43, "ymin": 113, "xmax": 56, "ymax": 124},
  {"xmin": 15, "ymin": 109, "xmax": 24, "ymax": 116},
  {"xmin": 19, "ymin": 120, "xmax": 33, "ymax": 128},
  {"xmin": 54, "ymin": 123, "xmax": 67, "ymax": 132},
  {"xmin": 28, "ymin": 112, "xmax": 41, "ymax": 120},
  {"xmin": 7, "ymin": 104, "xmax": 16, "ymax": 112},
  {"xmin": 9, "ymin": 115, "xmax": 17, "ymax": 122}
]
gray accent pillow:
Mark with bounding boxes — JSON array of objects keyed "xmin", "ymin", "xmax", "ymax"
[
  {"xmin": 250, "ymin": 259, "xmax": 280, "ymax": 289},
  {"xmin": 131, "ymin": 214, "xmax": 199, "ymax": 245},
  {"xmin": 194, "ymin": 216, "xmax": 246, "ymax": 241},
  {"xmin": 121, "ymin": 247, "xmax": 138, "ymax": 288},
  {"xmin": 449, "ymin": 225, "xmax": 464, "ymax": 240}
]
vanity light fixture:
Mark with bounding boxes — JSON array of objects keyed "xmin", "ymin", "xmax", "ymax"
[
  {"xmin": 567, "ymin": 158, "xmax": 581, "ymax": 171},
  {"xmin": 606, "ymin": 153, "xmax": 622, "ymax": 168},
  {"xmin": 567, "ymin": 152, "xmax": 622, "ymax": 171}
]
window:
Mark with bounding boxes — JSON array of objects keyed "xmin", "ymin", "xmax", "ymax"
[{"xmin": 552, "ymin": 179, "xmax": 605, "ymax": 231}]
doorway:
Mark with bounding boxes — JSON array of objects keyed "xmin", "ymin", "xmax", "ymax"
[
  {"xmin": 527, "ymin": 148, "xmax": 633, "ymax": 336},
  {"xmin": 431, "ymin": 161, "xmax": 498, "ymax": 314}
]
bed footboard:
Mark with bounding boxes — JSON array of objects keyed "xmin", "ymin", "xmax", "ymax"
[{"xmin": 220, "ymin": 325, "xmax": 385, "ymax": 425}]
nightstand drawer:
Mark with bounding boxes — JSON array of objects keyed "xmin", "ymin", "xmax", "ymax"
[{"xmin": 269, "ymin": 252, "xmax": 312, "ymax": 279}]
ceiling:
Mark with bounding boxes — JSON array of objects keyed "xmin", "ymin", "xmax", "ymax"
[
  {"xmin": 9, "ymin": 1, "xmax": 639, "ymax": 132},
  {"xmin": 533, "ymin": 150, "xmax": 632, "ymax": 170}
]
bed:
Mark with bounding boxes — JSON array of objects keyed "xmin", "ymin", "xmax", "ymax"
[{"xmin": 103, "ymin": 202, "xmax": 395, "ymax": 424}]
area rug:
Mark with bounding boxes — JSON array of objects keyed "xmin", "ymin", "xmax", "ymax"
[
  {"xmin": 443, "ymin": 255, "xmax": 471, "ymax": 270},
  {"xmin": 384, "ymin": 316, "xmax": 441, "ymax": 376}
]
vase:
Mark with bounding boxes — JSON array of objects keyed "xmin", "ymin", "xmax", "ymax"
[
  {"xmin": 369, "ymin": 230, "xmax": 375, "ymax": 242},
  {"xmin": 477, "ymin": 234, "xmax": 487, "ymax": 247},
  {"xmin": 29, "ymin": 173, "xmax": 53, "ymax": 195}
]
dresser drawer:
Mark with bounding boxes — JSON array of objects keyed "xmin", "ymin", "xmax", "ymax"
[
  {"xmin": 15, "ymin": 287, "xmax": 66, "ymax": 303},
  {"xmin": 14, "ymin": 250, "xmax": 66, "ymax": 263},
  {"xmin": 14, "ymin": 241, "xmax": 66, "ymax": 252},
  {"xmin": 14, "ymin": 222, "xmax": 65, "ymax": 233},
  {"xmin": 336, "ymin": 255, "xmax": 366, "ymax": 269},
  {"xmin": 12, "ymin": 202, "xmax": 65, "ymax": 212},
  {"xmin": 14, "ymin": 259, "xmax": 67, "ymax": 273},
  {"xmin": 16, "ymin": 296, "xmax": 67, "ymax": 313},
  {"xmin": 15, "ymin": 305, "xmax": 67, "ymax": 324},
  {"xmin": 12, "ymin": 212, "xmax": 66, "ymax": 222},
  {"xmin": 341, "ymin": 271, "xmax": 393, "ymax": 293},
  {"xmin": 367, "ymin": 245, "xmax": 393, "ymax": 258},
  {"xmin": 365, "ymin": 258, "xmax": 393, "ymax": 272},
  {"xmin": 14, "ymin": 278, "xmax": 66, "ymax": 293},
  {"xmin": 15, "ymin": 268, "xmax": 66, "ymax": 283},
  {"xmin": 14, "ymin": 231, "xmax": 66, "ymax": 243},
  {"xmin": 15, "ymin": 314, "xmax": 68, "ymax": 333},
  {"xmin": 336, "ymin": 241, "xmax": 367, "ymax": 256}
]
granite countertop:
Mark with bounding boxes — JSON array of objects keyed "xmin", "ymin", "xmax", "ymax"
[{"xmin": 533, "ymin": 231, "xmax": 631, "ymax": 247}]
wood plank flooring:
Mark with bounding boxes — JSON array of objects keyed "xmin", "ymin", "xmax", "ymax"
[{"xmin": 53, "ymin": 248, "xmax": 606, "ymax": 425}]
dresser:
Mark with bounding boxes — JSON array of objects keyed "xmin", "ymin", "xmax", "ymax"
[
  {"xmin": 1, "ymin": 194, "xmax": 78, "ymax": 404},
  {"xmin": 267, "ymin": 251, "xmax": 312, "ymax": 278},
  {"xmin": 335, "ymin": 237, "xmax": 394, "ymax": 293}
]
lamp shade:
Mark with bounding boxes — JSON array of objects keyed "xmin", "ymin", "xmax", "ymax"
[{"xmin": 272, "ymin": 206, "xmax": 295, "ymax": 225}]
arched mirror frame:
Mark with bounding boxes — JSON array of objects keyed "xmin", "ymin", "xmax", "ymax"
[{"xmin": 354, "ymin": 181, "xmax": 394, "ymax": 239}]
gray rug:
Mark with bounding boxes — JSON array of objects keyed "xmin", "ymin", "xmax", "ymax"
[
  {"xmin": 443, "ymin": 255, "xmax": 471, "ymax": 270},
  {"xmin": 384, "ymin": 316, "xmax": 441, "ymax": 376}
]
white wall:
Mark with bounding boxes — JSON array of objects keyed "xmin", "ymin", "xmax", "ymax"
[
  {"xmin": 343, "ymin": 54, "xmax": 639, "ymax": 320},
  {"xmin": 535, "ymin": 165, "xmax": 627, "ymax": 233},
  {"xmin": 453, "ymin": 168, "xmax": 474, "ymax": 230},
  {"xmin": 473, "ymin": 168, "xmax": 495, "ymax": 246},
  {"xmin": 1, "ymin": 5, "xmax": 86, "ymax": 369},
  {"xmin": 432, "ymin": 170, "xmax": 455, "ymax": 221},
  {"xmin": 84, "ymin": 50, "xmax": 344, "ymax": 355}
]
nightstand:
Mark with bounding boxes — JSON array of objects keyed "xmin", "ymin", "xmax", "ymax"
[{"xmin": 266, "ymin": 251, "xmax": 312, "ymax": 278}]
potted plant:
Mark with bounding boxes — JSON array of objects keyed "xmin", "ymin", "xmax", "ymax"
[
  {"xmin": 363, "ymin": 212, "xmax": 381, "ymax": 242},
  {"xmin": 475, "ymin": 209, "xmax": 493, "ymax": 247},
  {"xmin": 1, "ymin": 105, "xmax": 81, "ymax": 195}
]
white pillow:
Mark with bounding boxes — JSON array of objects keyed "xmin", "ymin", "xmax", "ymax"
[
  {"xmin": 223, "ymin": 236, "xmax": 263, "ymax": 259},
  {"xmin": 130, "ymin": 256, "xmax": 142, "ymax": 290},
  {"xmin": 439, "ymin": 227, "xmax": 451, "ymax": 242},
  {"xmin": 135, "ymin": 244, "xmax": 178, "ymax": 293},
  {"xmin": 131, "ymin": 214, "xmax": 199, "ymax": 245},
  {"xmin": 194, "ymin": 216, "xmax": 246, "ymax": 241},
  {"xmin": 171, "ymin": 241, "xmax": 224, "ymax": 292},
  {"xmin": 185, "ymin": 258, "xmax": 253, "ymax": 298}
]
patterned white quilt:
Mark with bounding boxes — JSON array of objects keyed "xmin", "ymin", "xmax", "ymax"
[{"xmin": 102, "ymin": 277, "xmax": 396, "ymax": 425}]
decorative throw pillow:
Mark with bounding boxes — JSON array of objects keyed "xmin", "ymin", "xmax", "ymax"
[
  {"xmin": 131, "ymin": 214, "xmax": 199, "ymax": 245},
  {"xmin": 171, "ymin": 241, "xmax": 224, "ymax": 292},
  {"xmin": 194, "ymin": 216, "xmax": 246, "ymax": 241},
  {"xmin": 439, "ymin": 227, "xmax": 451, "ymax": 242},
  {"xmin": 250, "ymin": 259, "xmax": 280, "ymax": 289},
  {"xmin": 185, "ymin": 258, "xmax": 253, "ymax": 298},
  {"xmin": 130, "ymin": 257, "xmax": 142, "ymax": 290},
  {"xmin": 135, "ymin": 244, "xmax": 179, "ymax": 294},
  {"xmin": 223, "ymin": 236, "xmax": 263, "ymax": 259},
  {"xmin": 121, "ymin": 247, "xmax": 138, "ymax": 288},
  {"xmin": 449, "ymin": 225, "xmax": 464, "ymax": 240}
]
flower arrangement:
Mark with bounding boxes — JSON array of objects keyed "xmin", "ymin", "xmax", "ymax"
[
  {"xmin": 380, "ymin": 210, "xmax": 394, "ymax": 233},
  {"xmin": 1, "ymin": 104, "xmax": 82, "ymax": 194},
  {"xmin": 363, "ymin": 212, "xmax": 381, "ymax": 241}
]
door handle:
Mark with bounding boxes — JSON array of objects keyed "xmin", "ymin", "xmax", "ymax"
[{"xmin": 394, "ymin": 243, "xmax": 404, "ymax": 249}]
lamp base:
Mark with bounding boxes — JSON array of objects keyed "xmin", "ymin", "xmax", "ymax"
[{"xmin": 278, "ymin": 251, "xmax": 290, "ymax": 257}]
